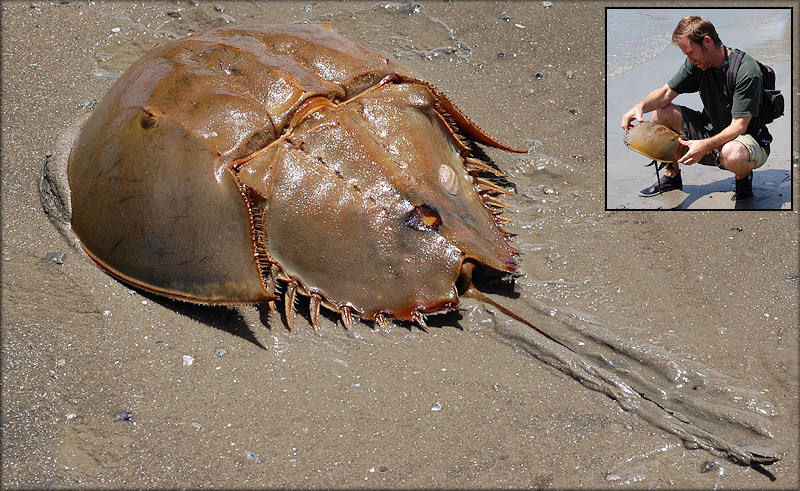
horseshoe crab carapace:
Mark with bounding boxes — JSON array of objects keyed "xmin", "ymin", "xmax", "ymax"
[
  {"xmin": 624, "ymin": 120, "xmax": 688, "ymax": 195},
  {"xmin": 67, "ymin": 23, "xmax": 525, "ymax": 331},
  {"xmin": 624, "ymin": 120, "xmax": 688, "ymax": 164}
]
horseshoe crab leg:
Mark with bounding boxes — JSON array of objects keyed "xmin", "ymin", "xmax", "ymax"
[
  {"xmin": 644, "ymin": 159, "xmax": 668, "ymax": 195},
  {"xmin": 284, "ymin": 282, "xmax": 298, "ymax": 331},
  {"xmin": 458, "ymin": 262, "xmax": 782, "ymax": 468}
]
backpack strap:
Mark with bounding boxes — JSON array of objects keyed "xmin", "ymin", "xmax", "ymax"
[{"xmin": 727, "ymin": 48, "xmax": 745, "ymax": 99}]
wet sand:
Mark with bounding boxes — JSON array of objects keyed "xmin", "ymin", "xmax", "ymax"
[{"xmin": 2, "ymin": 1, "xmax": 798, "ymax": 488}]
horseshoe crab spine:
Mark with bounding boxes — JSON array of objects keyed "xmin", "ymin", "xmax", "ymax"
[{"xmin": 465, "ymin": 156, "xmax": 506, "ymax": 177}]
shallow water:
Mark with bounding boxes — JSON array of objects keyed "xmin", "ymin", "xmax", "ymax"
[{"xmin": 607, "ymin": 9, "xmax": 791, "ymax": 79}]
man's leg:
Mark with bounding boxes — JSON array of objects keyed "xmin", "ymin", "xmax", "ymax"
[
  {"xmin": 718, "ymin": 136, "xmax": 768, "ymax": 201},
  {"xmin": 719, "ymin": 140, "xmax": 756, "ymax": 179},
  {"xmin": 651, "ymin": 104, "xmax": 684, "ymax": 132}
]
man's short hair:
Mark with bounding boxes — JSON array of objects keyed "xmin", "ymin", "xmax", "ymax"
[{"xmin": 672, "ymin": 16, "xmax": 722, "ymax": 47}]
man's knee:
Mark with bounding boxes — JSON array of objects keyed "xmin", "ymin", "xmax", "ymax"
[
  {"xmin": 725, "ymin": 134, "xmax": 769, "ymax": 170},
  {"xmin": 652, "ymin": 104, "xmax": 683, "ymax": 133},
  {"xmin": 719, "ymin": 140, "xmax": 755, "ymax": 174},
  {"xmin": 720, "ymin": 140, "xmax": 750, "ymax": 166}
]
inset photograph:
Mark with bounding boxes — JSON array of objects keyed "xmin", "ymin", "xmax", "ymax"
[{"xmin": 606, "ymin": 8, "xmax": 792, "ymax": 210}]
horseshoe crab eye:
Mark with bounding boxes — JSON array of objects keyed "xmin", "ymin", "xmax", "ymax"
[
  {"xmin": 438, "ymin": 164, "xmax": 459, "ymax": 195},
  {"xmin": 404, "ymin": 205, "xmax": 442, "ymax": 232}
]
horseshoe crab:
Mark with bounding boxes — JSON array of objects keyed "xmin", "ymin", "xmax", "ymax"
[
  {"xmin": 62, "ymin": 24, "xmax": 782, "ymax": 467},
  {"xmin": 624, "ymin": 120, "xmax": 687, "ymax": 163},
  {"xmin": 68, "ymin": 23, "xmax": 524, "ymax": 330},
  {"xmin": 624, "ymin": 121, "xmax": 688, "ymax": 195}
]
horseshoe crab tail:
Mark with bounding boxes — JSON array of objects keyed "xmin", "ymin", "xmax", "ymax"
[
  {"xmin": 456, "ymin": 261, "xmax": 782, "ymax": 468},
  {"xmin": 458, "ymin": 261, "xmax": 566, "ymax": 349}
]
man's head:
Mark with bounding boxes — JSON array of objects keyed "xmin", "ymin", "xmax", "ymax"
[{"xmin": 672, "ymin": 16, "xmax": 725, "ymax": 71}]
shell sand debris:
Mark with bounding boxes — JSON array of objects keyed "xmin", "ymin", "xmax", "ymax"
[{"xmin": 62, "ymin": 24, "xmax": 780, "ymax": 468}]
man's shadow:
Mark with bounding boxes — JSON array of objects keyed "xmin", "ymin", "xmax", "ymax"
[{"xmin": 674, "ymin": 168, "xmax": 790, "ymax": 209}]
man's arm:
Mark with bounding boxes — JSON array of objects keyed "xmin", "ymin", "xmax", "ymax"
[
  {"xmin": 676, "ymin": 116, "xmax": 751, "ymax": 165},
  {"xmin": 620, "ymin": 84, "xmax": 680, "ymax": 131}
]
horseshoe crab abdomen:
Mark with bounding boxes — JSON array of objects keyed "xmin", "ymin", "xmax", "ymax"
[{"xmin": 238, "ymin": 82, "xmax": 516, "ymax": 318}]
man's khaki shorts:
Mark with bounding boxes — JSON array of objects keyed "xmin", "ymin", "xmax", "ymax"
[{"xmin": 733, "ymin": 133, "xmax": 769, "ymax": 169}]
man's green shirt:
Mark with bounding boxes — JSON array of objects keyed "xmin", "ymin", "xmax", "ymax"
[{"xmin": 667, "ymin": 46, "xmax": 762, "ymax": 135}]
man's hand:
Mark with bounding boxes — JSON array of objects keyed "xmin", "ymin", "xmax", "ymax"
[
  {"xmin": 621, "ymin": 85, "xmax": 680, "ymax": 132},
  {"xmin": 676, "ymin": 138, "xmax": 713, "ymax": 165},
  {"xmin": 621, "ymin": 108, "xmax": 644, "ymax": 132},
  {"xmin": 675, "ymin": 117, "xmax": 749, "ymax": 166}
]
